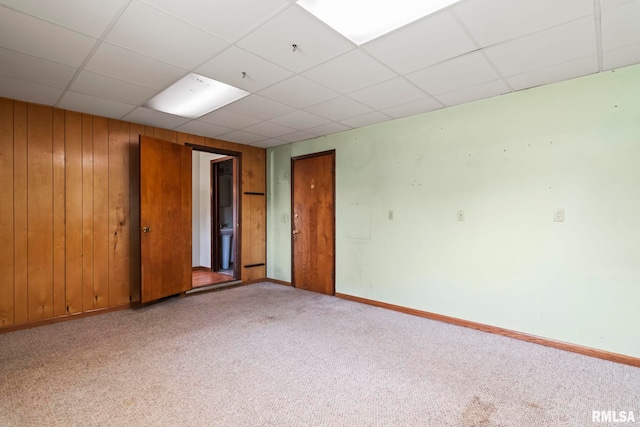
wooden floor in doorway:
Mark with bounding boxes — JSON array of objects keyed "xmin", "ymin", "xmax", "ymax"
[{"xmin": 192, "ymin": 270, "xmax": 235, "ymax": 288}]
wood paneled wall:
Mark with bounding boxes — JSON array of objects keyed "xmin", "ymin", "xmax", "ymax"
[{"xmin": 0, "ymin": 97, "xmax": 266, "ymax": 329}]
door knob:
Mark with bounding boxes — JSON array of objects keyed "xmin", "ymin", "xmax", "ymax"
[
  {"xmin": 292, "ymin": 229, "xmax": 300, "ymax": 235},
  {"xmin": 142, "ymin": 227, "xmax": 152, "ymax": 233}
]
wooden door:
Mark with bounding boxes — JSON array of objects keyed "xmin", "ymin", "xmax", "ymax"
[
  {"xmin": 140, "ymin": 136, "xmax": 192, "ymax": 303},
  {"xmin": 291, "ymin": 151, "xmax": 335, "ymax": 295}
]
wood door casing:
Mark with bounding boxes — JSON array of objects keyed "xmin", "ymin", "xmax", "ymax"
[
  {"xmin": 140, "ymin": 136, "xmax": 192, "ymax": 303},
  {"xmin": 291, "ymin": 151, "xmax": 335, "ymax": 295},
  {"xmin": 210, "ymin": 156, "xmax": 237, "ymax": 275}
]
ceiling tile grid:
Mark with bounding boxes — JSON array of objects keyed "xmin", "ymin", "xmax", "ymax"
[
  {"xmin": 436, "ymin": 79, "xmax": 511, "ymax": 107},
  {"xmin": 58, "ymin": 91, "xmax": 136, "ymax": 119},
  {"xmin": 174, "ymin": 120, "xmax": 235, "ymax": 139},
  {"xmin": 105, "ymin": 1, "xmax": 229, "ymax": 70},
  {"xmin": 452, "ymin": 0, "xmax": 594, "ymax": 48},
  {"xmin": 258, "ymin": 75, "xmax": 339, "ymax": 108},
  {"xmin": 70, "ymin": 71, "xmax": 158, "ymax": 105},
  {"xmin": 217, "ymin": 130, "xmax": 269, "ymax": 145},
  {"xmin": 242, "ymin": 121, "xmax": 298, "ymax": 138},
  {"xmin": 84, "ymin": 43, "xmax": 187, "ymax": 90},
  {"xmin": 0, "ymin": 7, "xmax": 96, "ymax": 67},
  {"xmin": 196, "ymin": 46, "xmax": 293, "ymax": 93},
  {"xmin": 0, "ymin": 47, "xmax": 77, "ymax": 89},
  {"xmin": 198, "ymin": 109, "xmax": 263, "ymax": 129},
  {"xmin": 362, "ymin": 10, "xmax": 478, "ymax": 74},
  {"xmin": 305, "ymin": 96, "xmax": 374, "ymax": 122},
  {"xmin": 140, "ymin": 0, "xmax": 291, "ymax": 43},
  {"xmin": 269, "ymin": 110, "xmax": 332, "ymax": 131},
  {"xmin": 407, "ymin": 52, "xmax": 501, "ymax": 95},
  {"xmin": 348, "ymin": 78, "xmax": 431, "ymax": 111},
  {"xmin": 0, "ymin": 1, "xmax": 639, "ymax": 148},
  {"xmin": 301, "ymin": 49, "xmax": 398, "ymax": 94},
  {"xmin": 483, "ymin": 17, "xmax": 597, "ymax": 78},
  {"xmin": 601, "ymin": 0, "xmax": 640, "ymax": 62},
  {"xmin": 0, "ymin": 74, "xmax": 64, "ymax": 105},
  {"xmin": 123, "ymin": 107, "xmax": 191, "ymax": 129},
  {"xmin": 0, "ymin": 0, "xmax": 128, "ymax": 38},
  {"xmin": 236, "ymin": 5, "xmax": 354, "ymax": 73}
]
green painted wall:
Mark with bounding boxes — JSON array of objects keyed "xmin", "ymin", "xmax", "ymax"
[{"xmin": 267, "ymin": 64, "xmax": 640, "ymax": 358}]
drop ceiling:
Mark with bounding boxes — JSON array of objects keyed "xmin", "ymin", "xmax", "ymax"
[{"xmin": 0, "ymin": 0, "xmax": 638, "ymax": 149}]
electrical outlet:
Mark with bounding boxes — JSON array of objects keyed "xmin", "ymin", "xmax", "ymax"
[
  {"xmin": 388, "ymin": 210, "xmax": 394, "ymax": 220},
  {"xmin": 554, "ymin": 208, "xmax": 564, "ymax": 222},
  {"xmin": 457, "ymin": 210, "xmax": 465, "ymax": 221}
]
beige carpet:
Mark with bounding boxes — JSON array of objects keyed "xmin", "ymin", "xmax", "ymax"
[{"xmin": 1, "ymin": 282, "xmax": 638, "ymax": 426}]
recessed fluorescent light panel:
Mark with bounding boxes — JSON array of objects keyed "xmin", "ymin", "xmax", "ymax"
[
  {"xmin": 144, "ymin": 73, "xmax": 250, "ymax": 119},
  {"xmin": 297, "ymin": 0, "xmax": 462, "ymax": 45}
]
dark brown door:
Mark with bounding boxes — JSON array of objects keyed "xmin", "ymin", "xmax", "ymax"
[
  {"xmin": 291, "ymin": 151, "xmax": 335, "ymax": 295},
  {"xmin": 140, "ymin": 135, "xmax": 192, "ymax": 303}
]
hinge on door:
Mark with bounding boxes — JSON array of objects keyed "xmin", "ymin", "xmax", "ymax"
[{"xmin": 331, "ymin": 271, "xmax": 334, "ymax": 279}]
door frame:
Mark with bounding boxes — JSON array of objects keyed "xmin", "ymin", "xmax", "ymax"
[
  {"xmin": 187, "ymin": 143, "xmax": 242, "ymax": 280},
  {"xmin": 210, "ymin": 156, "xmax": 236, "ymax": 274},
  {"xmin": 290, "ymin": 149, "xmax": 336, "ymax": 294}
]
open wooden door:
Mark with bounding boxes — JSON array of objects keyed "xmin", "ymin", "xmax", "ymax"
[
  {"xmin": 291, "ymin": 150, "xmax": 335, "ymax": 295},
  {"xmin": 140, "ymin": 135, "xmax": 192, "ymax": 303}
]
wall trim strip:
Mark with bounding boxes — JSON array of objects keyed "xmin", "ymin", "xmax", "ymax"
[
  {"xmin": 265, "ymin": 278, "xmax": 292, "ymax": 287},
  {"xmin": 335, "ymin": 292, "xmax": 640, "ymax": 368},
  {"xmin": 0, "ymin": 304, "xmax": 132, "ymax": 334}
]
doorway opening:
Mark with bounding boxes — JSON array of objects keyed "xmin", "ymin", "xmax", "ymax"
[{"xmin": 190, "ymin": 147, "xmax": 240, "ymax": 288}]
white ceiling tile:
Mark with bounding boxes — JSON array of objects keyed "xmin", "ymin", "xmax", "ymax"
[
  {"xmin": 340, "ymin": 112, "xmax": 393, "ymax": 128},
  {"xmin": 197, "ymin": 47, "xmax": 292, "ymax": 92},
  {"xmin": 85, "ymin": 43, "xmax": 186, "ymax": 90},
  {"xmin": 437, "ymin": 80, "xmax": 511, "ymax": 107},
  {"xmin": 302, "ymin": 50, "xmax": 397, "ymax": 94},
  {"xmin": 237, "ymin": 5, "xmax": 354, "ymax": 73},
  {"xmin": 198, "ymin": 108, "xmax": 262, "ymax": 129},
  {"xmin": 243, "ymin": 121, "xmax": 297, "ymax": 138},
  {"xmin": 0, "ymin": 7, "xmax": 96, "ymax": 67},
  {"xmin": 269, "ymin": 110, "xmax": 331, "ymax": 131},
  {"xmin": 0, "ymin": 48, "xmax": 76, "ymax": 89},
  {"xmin": 218, "ymin": 130, "xmax": 267, "ymax": 144},
  {"xmin": 58, "ymin": 91, "xmax": 136, "ymax": 119},
  {"xmin": 601, "ymin": 0, "xmax": 640, "ymax": 52},
  {"xmin": 71, "ymin": 71, "xmax": 157, "ymax": 105},
  {"xmin": 223, "ymin": 94, "xmax": 296, "ymax": 120},
  {"xmin": 304, "ymin": 96, "xmax": 373, "ymax": 121},
  {"xmin": 363, "ymin": 11, "xmax": 476, "ymax": 74},
  {"xmin": 0, "ymin": 0, "xmax": 127, "ymax": 37},
  {"xmin": 105, "ymin": 1, "xmax": 227, "ymax": 69},
  {"xmin": 0, "ymin": 75, "xmax": 63, "ymax": 105},
  {"xmin": 141, "ymin": 0, "xmax": 289, "ymax": 42},
  {"xmin": 123, "ymin": 107, "xmax": 191, "ymax": 129},
  {"xmin": 453, "ymin": 0, "xmax": 593, "ymax": 47},
  {"xmin": 407, "ymin": 52, "xmax": 499, "ymax": 95},
  {"xmin": 258, "ymin": 76, "xmax": 338, "ymax": 108},
  {"xmin": 174, "ymin": 120, "xmax": 234, "ymax": 138},
  {"xmin": 252, "ymin": 139, "xmax": 287, "ymax": 148},
  {"xmin": 507, "ymin": 56, "xmax": 598, "ymax": 91},
  {"xmin": 382, "ymin": 97, "xmax": 443, "ymax": 119},
  {"xmin": 484, "ymin": 17, "xmax": 597, "ymax": 77},
  {"xmin": 306, "ymin": 122, "xmax": 351, "ymax": 136},
  {"xmin": 603, "ymin": 43, "xmax": 640, "ymax": 70},
  {"xmin": 600, "ymin": 0, "xmax": 637, "ymax": 11},
  {"xmin": 348, "ymin": 78, "xmax": 427, "ymax": 110},
  {"xmin": 278, "ymin": 131, "xmax": 316, "ymax": 143}
]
